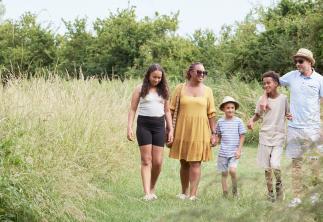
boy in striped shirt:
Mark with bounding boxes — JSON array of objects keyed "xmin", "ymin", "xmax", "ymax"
[{"xmin": 216, "ymin": 96, "xmax": 246, "ymax": 197}]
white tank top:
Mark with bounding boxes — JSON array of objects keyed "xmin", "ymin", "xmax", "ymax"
[{"xmin": 138, "ymin": 92, "xmax": 165, "ymax": 117}]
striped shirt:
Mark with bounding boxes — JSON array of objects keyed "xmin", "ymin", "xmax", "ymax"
[{"xmin": 217, "ymin": 117, "xmax": 246, "ymax": 157}]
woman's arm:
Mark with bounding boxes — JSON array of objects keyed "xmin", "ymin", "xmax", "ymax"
[
  {"xmin": 127, "ymin": 86, "xmax": 141, "ymax": 141},
  {"xmin": 164, "ymin": 100, "xmax": 174, "ymax": 143},
  {"xmin": 209, "ymin": 117, "xmax": 217, "ymax": 146}
]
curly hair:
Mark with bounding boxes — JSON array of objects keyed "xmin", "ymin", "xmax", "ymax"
[
  {"xmin": 186, "ymin": 62, "xmax": 203, "ymax": 80},
  {"xmin": 262, "ymin": 71, "xmax": 280, "ymax": 86},
  {"xmin": 140, "ymin": 64, "xmax": 169, "ymax": 100}
]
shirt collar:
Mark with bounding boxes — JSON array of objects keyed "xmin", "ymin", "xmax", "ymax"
[{"xmin": 299, "ymin": 68, "xmax": 316, "ymax": 79}]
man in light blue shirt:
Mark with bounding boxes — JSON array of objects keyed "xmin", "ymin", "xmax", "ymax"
[{"xmin": 279, "ymin": 48, "xmax": 323, "ymax": 207}]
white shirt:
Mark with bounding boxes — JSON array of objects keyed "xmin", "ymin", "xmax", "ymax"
[{"xmin": 138, "ymin": 92, "xmax": 165, "ymax": 117}]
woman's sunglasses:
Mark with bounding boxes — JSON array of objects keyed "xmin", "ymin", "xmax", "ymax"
[
  {"xmin": 294, "ymin": 59, "xmax": 304, "ymax": 65},
  {"xmin": 195, "ymin": 70, "xmax": 208, "ymax": 76}
]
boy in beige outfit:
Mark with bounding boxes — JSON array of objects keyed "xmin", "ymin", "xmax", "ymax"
[{"xmin": 248, "ymin": 71, "xmax": 291, "ymax": 202}]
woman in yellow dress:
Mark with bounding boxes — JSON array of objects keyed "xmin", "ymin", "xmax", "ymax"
[{"xmin": 169, "ymin": 62, "xmax": 217, "ymax": 200}]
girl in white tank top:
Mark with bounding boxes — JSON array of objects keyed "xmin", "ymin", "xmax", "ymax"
[{"xmin": 127, "ymin": 64, "xmax": 173, "ymax": 201}]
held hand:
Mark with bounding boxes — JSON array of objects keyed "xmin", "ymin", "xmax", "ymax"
[
  {"xmin": 127, "ymin": 128, "xmax": 134, "ymax": 141},
  {"xmin": 235, "ymin": 149, "xmax": 241, "ymax": 159},
  {"xmin": 210, "ymin": 134, "xmax": 217, "ymax": 147},
  {"xmin": 167, "ymin": 129, "xmax": 174, "ymax": 144},
  {"xmin": 259, "ymin": 94, "xmax": 270, "ymax": 111},
  {"xmin": 286, "ymin": 112, "xmax": 293, "ymax": 121},
  {"xmin": 247, "ymin": 119, "xmax": 254, "ymax": 130}
]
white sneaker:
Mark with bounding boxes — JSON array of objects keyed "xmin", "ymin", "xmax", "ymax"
[
  {"xmin": 189, "ymin": 196, "xmax": 198, "ymax": 201},
  {"xmin": 176, "ymin": 193, "xmax": 188, "ymax": 200},
  {"xmin": 288, "ymin": 197, "xmax": 302, "ymax": 207},
  {"xmin": 150, "ymin": 193, "xmax": 158, "ymax": 200},
  {"xmin": 142, "ymin": 194, "xmax": 154, "ymax": 201},
  {"xmin": 310, "ymin": 193, "xmax": 319, "ymax": 205}
]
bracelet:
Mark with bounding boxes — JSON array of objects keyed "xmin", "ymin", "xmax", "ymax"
[{"xmin": 211, "ymin": 130, "xmax": 217, "ymax": 135}]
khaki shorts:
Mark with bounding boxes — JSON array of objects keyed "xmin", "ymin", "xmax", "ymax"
[
  {"xmin": 286, "ymin": 127, "xmax": 321, "ymax": 158},
  {"xmin": 257, "ymin": 144, "xmax": 283, "ymax": 169}
]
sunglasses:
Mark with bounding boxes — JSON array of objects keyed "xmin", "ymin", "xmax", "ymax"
[
  {"xmin": 294, "ymin": 59, "xmax": 304, "ymax": 65},
  {"xmin": 195, "ymin": 70, "xmax": 208, "ymax": 76}
]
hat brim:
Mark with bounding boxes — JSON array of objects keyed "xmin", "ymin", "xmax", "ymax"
[
  {"xmin": 293, "ymin": 54, "xmax": 315, "ymax": 65},
  {"xmin": 220, "ymin": 101, "xmax": 240, "ymax": 111}
]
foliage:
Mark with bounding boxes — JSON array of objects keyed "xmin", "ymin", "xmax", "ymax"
[{"xmin": 1, "ymin": 1, "xmax": 322, "ymax": 79}]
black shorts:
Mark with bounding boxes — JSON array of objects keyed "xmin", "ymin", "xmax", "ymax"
[{"xmin": 136, "ymin": 115, "xmax": 165, "ymax": 147}]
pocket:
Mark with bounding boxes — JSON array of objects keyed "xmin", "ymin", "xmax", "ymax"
[{"xmin": 304, "ymin": 84, "xmax": 318, "ymax": 96}]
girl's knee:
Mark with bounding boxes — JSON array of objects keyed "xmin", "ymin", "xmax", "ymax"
[
  {"xmin": 141, "ymin": 157, "xmax": 152, "ymax": 166},
  {"xmin": 152, "ymin": 160, "xmax": 163, "ymax": 169}
]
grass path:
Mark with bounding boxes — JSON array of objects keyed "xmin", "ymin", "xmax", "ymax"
[{"xmin": 85, "ymin": 146, "xmax": 322, "ymax": 222}]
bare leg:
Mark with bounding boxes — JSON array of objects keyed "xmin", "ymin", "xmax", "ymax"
[
  {"xmin": 150, "ymin": 146, "xmax": 164, "ymax": 194},
  {"xmin": 222, "ymin": 171, "xmax": 229, "ymax": 197},
  {"xmin": 189, "ymin": 161, "xmax": 201, "ymax": 197},
  {"xmin": 310, "ymin": 157, "xmax": 320, "ymax": 186},
  {"xmin": 265, "ymin": 169, "xmax": 273, "ymax": 193},
  {"xmin": 229, "ymin": 167, "xmax": 238, "ymax": 196},
  {"xmin": 140, "ymin": 145, "xmax": 152, "ymax": 195},
  {"xmin": 180, "ymin": 159, "xmax": 190, "ymax": 195},
  {"xmin": 273, "ymin": 169, "xmax": 284, "ymax": 201},
  {"xmin": 292, "ymin": 157, "xmax": 303, "ymax": 198}
]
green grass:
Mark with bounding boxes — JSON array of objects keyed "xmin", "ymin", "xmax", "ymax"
[
  {"xmin": 86, "ymin": 146, "xmax": 322, "ymax": 222},
  {"xmin": 0, "ymin": 76, "xmax": 321, "ymax": 221}
]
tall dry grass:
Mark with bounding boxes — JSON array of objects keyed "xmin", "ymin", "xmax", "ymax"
[
  {"xmin": 0, "ymin": 77, "xmax": 136, "ymax": 221},
  {"xmin": 0, "ymin": 75, "xmax": 320, "ymax": 221}
]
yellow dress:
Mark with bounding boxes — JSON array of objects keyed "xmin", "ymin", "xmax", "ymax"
[{"xmin": 169, "ymin": 83, "xmax": 216, "ymax": 161}]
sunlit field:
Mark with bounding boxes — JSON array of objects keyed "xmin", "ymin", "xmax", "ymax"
[{"xmin": 0, "ymin": 77, "xmax": 321, "ymax": 221}]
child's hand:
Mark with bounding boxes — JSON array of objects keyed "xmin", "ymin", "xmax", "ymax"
[
  {"xmin": 286, "ymin": 112, "xmax": 293, "ymax": 121},
  {"xmin": 210, "ymin": 134, "xmax": 217, "ymax": 147},
  {"xmin": 247, "ymin": 120, "xmax": 254, "ymax": 130},
  {"xmin": 235, "ymin": 149, "xmax": 241, "ymax": 159}
]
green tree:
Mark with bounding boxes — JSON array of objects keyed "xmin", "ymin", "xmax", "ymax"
[{"xmin": 0, "ymin": 12, "xmax": 57, "ymax": 77}]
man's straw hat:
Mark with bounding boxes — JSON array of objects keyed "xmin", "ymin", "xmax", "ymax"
[{"xmin": 293, "ymin": 48, "xmax": 315, "ymax": 65}]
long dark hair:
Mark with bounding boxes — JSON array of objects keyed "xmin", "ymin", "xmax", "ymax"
[{"xmin": 140, "ymin": 64, "xmax": 169, "ymax": 100}]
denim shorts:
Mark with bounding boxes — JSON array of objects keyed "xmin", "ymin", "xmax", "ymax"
[{"xmin": 217, "ymin": 156, "xmax": 239, "ymax": 172}]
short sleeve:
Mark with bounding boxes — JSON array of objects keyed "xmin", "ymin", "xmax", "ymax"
[
  {"xmin": 319, "ymin": 77, "xmax": 323, "ymax": 98},
  {"xmin": 207, "ymin": 87, "xmax": 216, "ymax": 118},
  {"xmin": 216, "ymin": 121, "xmax": 221, "ymax": 136},
  {"xmin": 280, "ymin": 71, "xmax": 294, "ymax": 87},
  {"xmin": 169, "ymin": 84, "xmax": 183, "ymax": 111},
  {"xmin": 238, "ymin": 119, "xmax": 246, "ymax": 135},
  {"xmin": 255, "ymin": 97, "xmax": 262, "ymax": 115}
]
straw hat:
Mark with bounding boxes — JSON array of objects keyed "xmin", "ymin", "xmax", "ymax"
[
  {"xmin": 293, "ymin": 48, "xmax": 315, "ymax": 65},
  {"xmin": 219, "ymin": 96, "xmax": 240, "ymax": 111}
]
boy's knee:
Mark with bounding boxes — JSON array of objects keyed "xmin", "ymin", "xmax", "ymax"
[
  {"xmin": 229, "ymin": 168, "xmax": 237, "ymax": 175},
  {"xmin": 222, "ymin": 171, "xmax": 228, "ymax": 177}
]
